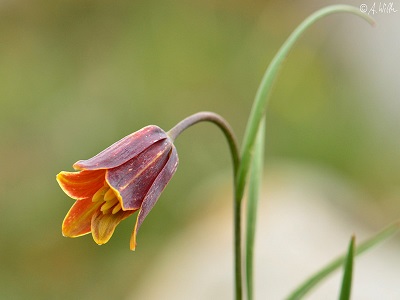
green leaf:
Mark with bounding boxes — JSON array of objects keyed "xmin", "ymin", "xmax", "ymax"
[
  {"xmin": 245, "ymin": 118, "xmax": 265, "ymax": 300},
  {"xmin": 339, "ymin": 236, "xmax": 355, "ymax": 300},
  {"xmin": 236, "ymin": 5, "xmax": 375, "ymax": 203},
  {"xmin": 286, "ymin": 222, "xmax": 400, "ymax": 300}
]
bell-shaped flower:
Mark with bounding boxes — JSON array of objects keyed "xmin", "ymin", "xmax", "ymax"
[{"xmin": 57, "ymin": 125, "xmax": 178, "ymax": 250}]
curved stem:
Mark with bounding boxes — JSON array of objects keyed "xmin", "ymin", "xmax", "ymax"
[
  {"xmin": 168, "ymin": 111, "xmax": 243, "ymax": 299},
  {"xmin": 168, "ymin": 112, "xmax": 239, "ymax": 175}
]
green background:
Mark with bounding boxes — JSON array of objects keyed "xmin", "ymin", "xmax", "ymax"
[{"xmin": 1, "ymin": 1, "xmax": 399, "ymax": 299}]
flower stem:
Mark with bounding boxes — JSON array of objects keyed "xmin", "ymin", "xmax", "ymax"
[
  {"xmin": 234, "ymin": 193, "xmax": 243, "ymax": 299},
  {"xmin": 168, "ymin": 111, "xmax": 239, "ymax": 175},
  {"xmin": 167, "ymin": 7, "xmax": 375, "ymax": 300},
  {"xmin": 168, "ymin": 111, "xmax": 243, "ymax": 299}
]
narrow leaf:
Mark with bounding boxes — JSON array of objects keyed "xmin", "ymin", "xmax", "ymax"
[
  {"xmin": 339, "ymin": 236, "xmax": 355, "ymax": 300},
  {"xmin": 286, "ymin": 222, "xmax": 400, "ymax": 300},
  {"xmin": 245, "ymin": 118, "xmax": 265, "ymax": 300},
  {"xmin": 236, "ymin": 5, "xmax": 375, "ymax": 202}
]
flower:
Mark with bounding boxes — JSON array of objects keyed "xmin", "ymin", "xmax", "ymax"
[{"xmin": 56, "ymin": 125, "xmax": 179, "ymax": 250}]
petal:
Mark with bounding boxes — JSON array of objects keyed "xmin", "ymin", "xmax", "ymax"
[
  {"xmin": 57, "ymin": 170, "xmax": 106, "ymax": 200},
  {"xmin": 62, "ymin": 198, "xmax": 103, "ymax": 237},
  {"xmin": 91, "ymin": 209, "xmax": 136, "ymax": 245},
  {"xmin": 73, "ymin": 126, "xmax": 168, "ymax": 170},
  {"xmin": 130, "ymin": 146, "xmax": 178, "ymax": 250},
  {"xmin": 106, "ymin": 139, "xmax": 172, "ymax": 210}
]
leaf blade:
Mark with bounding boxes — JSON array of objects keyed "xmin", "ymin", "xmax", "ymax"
[
  {"xmin": 245, "ymin": 118, "xmax": 265, "ymax": 300},
  {"xmin": 339, "ymin": 236, "xmax": 355, "ymax": 300},
  {"xmin": 286, "ymin": 222, "xmax": 400, "ymax": 300}
]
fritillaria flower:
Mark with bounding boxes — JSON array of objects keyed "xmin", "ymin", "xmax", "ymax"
[{"xmin": 57, "ymin": 125, "xmax": 178, "ymax": 250}]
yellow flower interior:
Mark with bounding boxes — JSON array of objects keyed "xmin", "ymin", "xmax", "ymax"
[{"xmin": 92, "ymin": 183, "xmax": 122, "ymax": 215}]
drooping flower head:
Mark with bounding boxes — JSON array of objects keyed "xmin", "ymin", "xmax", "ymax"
[{"xmin": 57, "ymin": 125, "xmax": 178, "ymax": 250}]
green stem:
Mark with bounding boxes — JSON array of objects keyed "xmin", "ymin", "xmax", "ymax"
[
  {"xmin": 168, "ymin": 111, "xmax": 243, "ymax": 299},
  {"xmin": 168, "ymin": 112, "xmax": 239, "ymax": 175},
  {"xmin": 245, "ymin": 118, "xmax": 265, "ymax": 300},
  {"xmin": 168, "ymin": 6, "xmax": 375, "ymax": 299},
  {"xmin": 234, "ymin": 192, "xmax": 243, "ymax": 299},
  {"xmin": 236, "ymin": 5, "xmax": 374, "ymax": 202}
]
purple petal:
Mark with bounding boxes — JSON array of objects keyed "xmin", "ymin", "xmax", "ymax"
[
  {"xmin": 106, "ymin": 139, "xmax": 172, "ymax": 210},
  {"xmin": 130, "ymin": 146, "xmax": 178, "ymax": 250},
  {"xmin": 73, "ymin": 125, "xmax": 167, "ymax": 170}
]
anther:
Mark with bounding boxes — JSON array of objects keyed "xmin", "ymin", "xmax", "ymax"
[
  {"xmin": 101, "ymin": 197, "xmax": 119, "ymax": 214},
  {"xmin": 112, "ymin": 204, "xmax": 122, "ymax": 214},
  {"xmin": 104, "ymin": 188, "xmax": 116, "ymax": 201},
  {"xmin": 92, "ymin": 186, "xmax": 108, "ymax": 202}
]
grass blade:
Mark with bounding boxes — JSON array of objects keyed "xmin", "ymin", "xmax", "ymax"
[
  {"xmin": 286, "ymin": 222, "xmax": 400, "ymax": 300},
  {"xmin": 245, "ymin": 118, "xmax": 265, "ymax": 300},
  {"xmin": 339, "ymin": 236, "xmax": 355, "ymax": 300},
  {"xmin": 236, "ymin": 5, "xmax": 375, "ymax": 202}
]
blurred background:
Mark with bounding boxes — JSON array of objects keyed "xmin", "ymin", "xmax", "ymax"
[{"xmin": 0, "ymin": 0, "xmax": 399, "ymax": 299}]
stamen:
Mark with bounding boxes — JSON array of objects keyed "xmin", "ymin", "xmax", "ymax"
[
  {"xmin": 92, "ymin": 186, "xmax": 109, "ymax": 202},
  {"xmin": 101, "ymin": 197, "xmax": 119, "ymax": 214},
  {"xmin": 104, "ymin": 188, "xmax": 116, "ymax": 201},
  {"xmin": 112, "ymin": 203, "xmax": 122, "ymax": 214}
]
